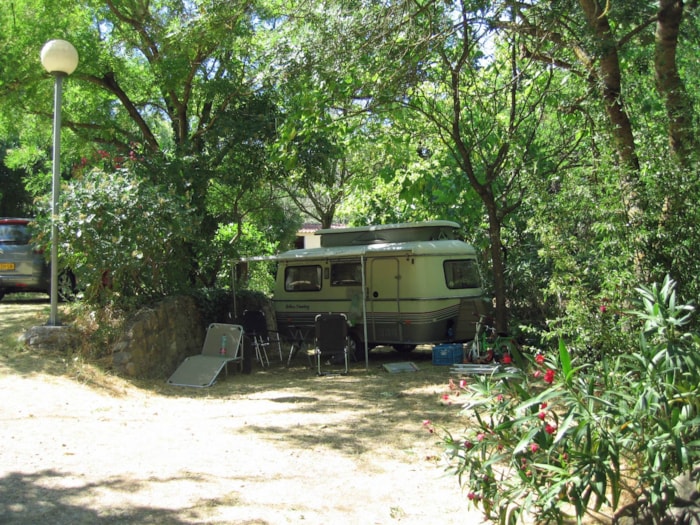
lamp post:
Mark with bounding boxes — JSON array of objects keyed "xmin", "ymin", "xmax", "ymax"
[{"xmin": 40, "ymin": 39, "xmax": 79, "ymax": 326}]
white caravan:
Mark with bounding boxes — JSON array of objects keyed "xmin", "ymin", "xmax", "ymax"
[{"xmin": 250, "ymin": 221, "xmax": 487, "ymax": 356}]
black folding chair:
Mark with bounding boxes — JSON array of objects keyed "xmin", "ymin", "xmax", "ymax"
[
  {"xmin": 313, "ymin": 313, "xmax": 350, "ymax": 376},
  {"xmin": 240, "ymin": 310, "xmax": 282, "ymax": 367}
]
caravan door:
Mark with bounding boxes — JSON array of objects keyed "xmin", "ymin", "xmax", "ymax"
[{"xmin": 368, "ymin": 257, "xmax": 401, "ymax": 343}]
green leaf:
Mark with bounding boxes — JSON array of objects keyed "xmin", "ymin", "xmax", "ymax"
[{"xmin": 559, "ymin": 338, "xmax": 572, "ymax": 381}]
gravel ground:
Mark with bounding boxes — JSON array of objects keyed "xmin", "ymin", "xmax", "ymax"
[{"xmin": 0, "ymin": 297, "xmax": 489, "ymax": 524}]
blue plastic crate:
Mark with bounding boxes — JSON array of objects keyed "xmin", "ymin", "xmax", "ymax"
[{"xmin": 432, "ymin": 343, "xmax": 463, "ymax": 365}]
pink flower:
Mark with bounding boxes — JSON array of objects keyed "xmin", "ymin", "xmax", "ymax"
[
  {"xmin": 544, "ymin": 369, "xmax": 555, "ymax": 384},
  {"xmin": 477, "ymin": 433, "xmax": 485, "ymax": 442},
  {"xmin": 533, "ymin": 370, "xmax": 542, "ymax": 379},
  {"xmin": 530, "ymin": 443, "xmax": 539, "ymax": 453},
  {"xmin": 468, "ymin": 492, "xmax": 477, "ymax": 500},
  {"xmin": 535, "ymin": 353, "xmax": 545, "ymax": 365},
  {"xmin": 538, "ymin": 411, "xmax": 546, "ymax": 420},
  {"xmin": 600, "ymin": 304, "xmax": 608, "ymax": 313},
  {"xmin": 459, "ymin": 379, "xmax": 467, "ymax": 389},
  {"xmin": 496, "ymin": 394, "xmax": 504, "ymax": 402},
  {"xmin": 545, "ymin": 423, "xmax": 557, "ymax": 435}
]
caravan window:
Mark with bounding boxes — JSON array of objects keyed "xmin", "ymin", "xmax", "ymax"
[
  {"xmin": 444, "ymin": 259, "xmax": 480, "ymax": 289},
  {"xmin": 284, "ymin": 265, "xmax": 322, "ymax": 292},
  {"xmin": 331, "ymin": 262, "xmax": 362, "ymax": 286}
]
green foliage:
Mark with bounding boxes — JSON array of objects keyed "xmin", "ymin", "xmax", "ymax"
[
  {"xmin": 209, "ymin": 221, "xmax": 280, "ymax": 294},
  {"xmin": 34, "ymin": 167, "xmax": 198, "ymax": 309},
  {"xmin": 190, "ymin": 287, "xmax": 244, "ymax": 326},
  {"xmin": 431, "ymin": 276, "xmax": 700, "ymax": 523},
  {"xmin": 641, "ymin": 161, "xmax": 700, "ymax": 307},
  {"xmin": 0, "ymin": 142, "xmax": 33, "ymax": 216}
]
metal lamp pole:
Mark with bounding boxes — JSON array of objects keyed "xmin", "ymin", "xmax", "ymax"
[{"xmin": 40, "ymin": 40, "xmax": 79, "ymax": 326}]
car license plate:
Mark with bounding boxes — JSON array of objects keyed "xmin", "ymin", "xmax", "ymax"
[{"xmin": 0, "ymin": 262, "xmax": 15, "ymax": 271}]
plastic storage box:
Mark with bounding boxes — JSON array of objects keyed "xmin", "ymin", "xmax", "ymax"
[{"xmin": 432, "ymin": 343, "xmax": 464, "ymax": 365}]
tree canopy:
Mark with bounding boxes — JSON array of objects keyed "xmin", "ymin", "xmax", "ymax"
[{"xmin": 1, "ymin": 0, "xmax": 699, "ymax": 332}]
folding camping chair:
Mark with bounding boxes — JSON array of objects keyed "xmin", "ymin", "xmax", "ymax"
[
  {"xmin": 240, "ymin": 310, "xmax": 283, "ymax": 367},
  {"xmin": 167, "ymin": 323, "xmax": 244, "ymax": 387},
  {"xmin": 313, "ymin": 313, "xmax": 350, "ymax": 376}
]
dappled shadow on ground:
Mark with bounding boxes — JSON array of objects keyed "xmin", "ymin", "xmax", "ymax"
[
  {"xmin": 2, "ymin": 300, "xmax": 463, "ymax": 462},
  {"xmin": 0, "ymin": 469, "xmax": 196, "ymax": 524},
  {"xmin": 0, "ymin": 331, "xmax": 476, "ymax": 523},
  {"xmin": 0, "ymin": 294, "xmax": 50, "ymax": 305},
  {"xmin": 202, "ymin": 347, "xmax": 459, "ymax": 456}
]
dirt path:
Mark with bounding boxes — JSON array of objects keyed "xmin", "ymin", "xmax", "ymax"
[{"xmin": 0, "ymin": 297, "xmax": 488, "ymax": 524}]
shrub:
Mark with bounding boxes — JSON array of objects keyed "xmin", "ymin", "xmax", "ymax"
[
  {"xmin": 429, "ymin": 275, "xmax": 700, "ymax": 524},
  {"xmin": 35, "ymin": 167, "xmax": 198, "ymax": 309}
]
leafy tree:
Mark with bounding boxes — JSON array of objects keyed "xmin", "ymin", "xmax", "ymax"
[
  {"xmin": 1, "ymin": 0, "xmax": 297, "ymax": 293},
  {"xmin": 365, "ymin": 2, "xmax": 584, "ymax": 333},
  {"xmin": 261, "ymin": 0, "xmax": 421, "ymax": 228},
  {"xmin": 511, "ymin": 0, "xmax": 700, "ymax": 322}
]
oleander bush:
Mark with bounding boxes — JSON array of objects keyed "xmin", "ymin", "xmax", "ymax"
[{"xmin": 428, "ymin": 276, "xmax": 700, "ymax": 524}]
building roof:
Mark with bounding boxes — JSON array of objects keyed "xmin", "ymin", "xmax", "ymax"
[{"xmin": 297, "ymin": 222, "xmax": 346, "ymax": 234}]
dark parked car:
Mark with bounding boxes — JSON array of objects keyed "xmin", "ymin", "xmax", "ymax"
[{"xmin": 0, "ymin": 218, "xmax": 76, "ymax": 302}]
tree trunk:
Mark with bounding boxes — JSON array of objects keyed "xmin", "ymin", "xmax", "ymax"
[
  {"xmin": 486, "ymin": 202, "xmax": 508, "ymax": 335},
  {"xmin": 578, "ymin": 0, "xmax": 639, "ymax": 172},
  {"xmin": 655, "ymin": 0, "xmax": 696, "ymax": 163},
  {"xmin": 578, "ymin": 0, "xmax": 643, "ymax": 227}
]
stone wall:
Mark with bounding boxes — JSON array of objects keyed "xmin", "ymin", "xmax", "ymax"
[{"xmin": 111, "ymin": 295, "xmax": 205, "ymax": 379}]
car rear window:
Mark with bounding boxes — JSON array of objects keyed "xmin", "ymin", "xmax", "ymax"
[{"xmin": 0, "ymin": 224, "xmax": 30, "ymax": 245}]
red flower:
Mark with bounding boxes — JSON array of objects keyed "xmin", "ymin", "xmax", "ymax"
[
  {"xmin": 540, "ymin": 402, "xmax": 548, "ymax": 409},
  {"xmin": 464, "ymin": 440, "xmax": 474, "ymax": 450},
  {"xmin": 502, "ymin": 354, "xmax": 512, "ymax": 364},
  {"xmin": 544, "ymin": 369, "xmax": 555, "ymax": 384},
  {"xmin": 545, "ymin": 424, "xmax": 557, "ymax": 435},
  {"xmin": 535, "ymin": 353, "xmax": 545, "ymax": 365},
  {"xmin": 538, "ymin": 411, "xmax": 546, "ymax": 420},
  {"xmin": 530, "ymin": 443, "xmax": 539, "ymax": 453},
  {"xmin": 599, "ymin": 304, "xmax": 608, "ymax": 313}
]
